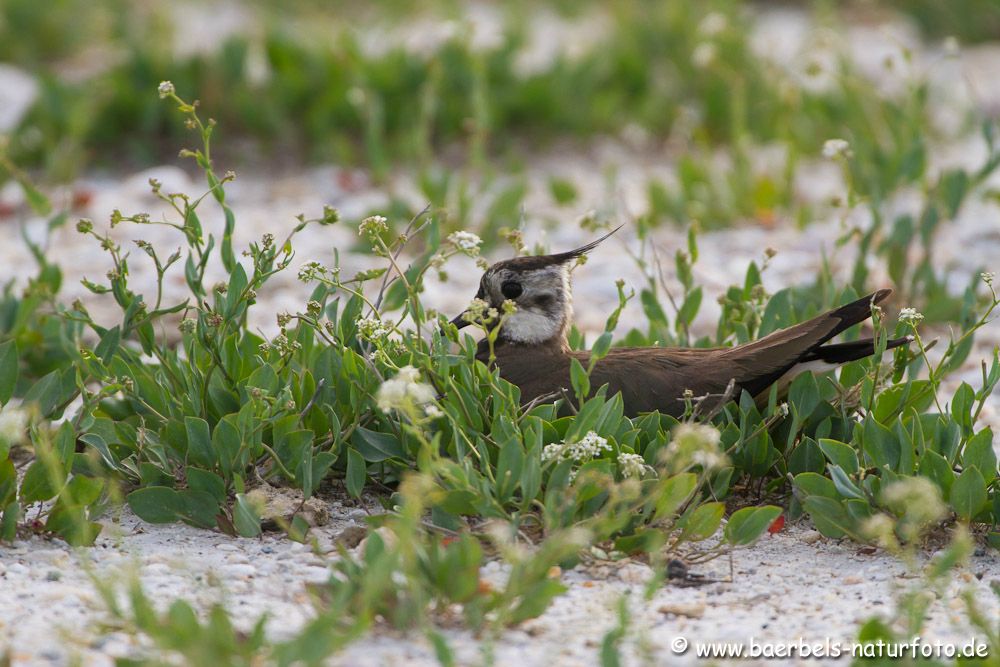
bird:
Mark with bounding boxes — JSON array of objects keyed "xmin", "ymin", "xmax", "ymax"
[{"xmin": 448, "ymin": 230, "xmax": 911, "ymax": 418}]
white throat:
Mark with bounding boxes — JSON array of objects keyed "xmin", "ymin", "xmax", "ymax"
[
  {"xmin": 500, "ymin": 266, "xmax": 572, "ymax": 345},
  {"xmin": 502, "ymin": 309, "xmax": 564, "ymax": 344}
]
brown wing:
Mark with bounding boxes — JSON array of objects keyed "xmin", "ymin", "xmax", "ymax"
[{"xmin": 585, "ymin": 290, "xmax": 893, "ymax": 415}]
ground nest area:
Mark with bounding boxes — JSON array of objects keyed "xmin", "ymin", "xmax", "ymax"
[
  {"xmin": 1, "ymin": 506, "xmax": 997, "ymax": 665},
  {"xmin": 3, "ymin": 1, "xmax": 1000, "ymax": 666}
]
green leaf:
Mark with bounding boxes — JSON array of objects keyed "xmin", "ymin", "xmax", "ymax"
[
  {"xmin": 828, "ymin": 464, "xmax": 865, "ymax": 500},
  {"xmin": 590, "ymin": 332, "xmax": 613, "ymax": 363},
  {"xmin": 652, "ymin": 473, "xmax": 697, "ymax": 521},
  {"xmin": 351, "ymin": 427, "xmax": 404, "ymax": 462},
  {"xmin": 1, "ymin": 502, "xmax": 19, "ymax": 541},
  {"xmin": 817, "ymin": 439, "xmax": 859, "ymax": 474},
  {"xmin": 787, "ymin": 438, "xmax": 825, "ymax": 475},
  {"xmin": 950, "ymin": 466, "xmax": 988, "ymax": 521},
  {"xmin": 346, "ymin": 448, "xmax": 366, "ymax": 498},
  {"xmin": 793, "ymin": 472, "xmax": 838, "ymax": 499},
  {"xmin": 127, "ymin": 487, "xmax": 183, "ymax": 523},
  {"xmin": 177, "ymin": 490, "xmax": 222, "ymax": 529},
  {"xmin": 677, "ymin": 287, "xmax": 702, "ymax": 327},
  {"xmin": 20, "ymin": 459, "xmax": 65, "ymax": 504},
  {"xmin": 94, "ymin": 326, "xmax": 121, "ymax": 364},
  {"xmin": 187, "ymin": 467, "xmax": 227, "ymax": 504},
  {"xmin": 79, "ymin": 433, "xmax": 119, "ymax": 471},
  {"xmin": 679, "ymin": 501, "xmax": 725, "ymax": 541},
  {"xmin": 963, "ymin": 429, "xmax": 997, "ymax": 477},
  {"xmin": 569, "ymin": 357, "xmax": 590, "ymax": 402},
  {"xmin": 802, "ymin": 496, "xmax": 857, "ymax": 539},
  {"xmin": 860, "ymin": 418, "xmax": 900, "ymax": 472},
  {"xmin": 918, "ymin": 450, "xmax": 955, "ymax": 496},
  {"xmin": 184, "ymin": 417, "xmax": 214, "ymax": 468},
  {"xmin": 950, "ymin": 382, "xmax": 975, "ymax": 438},
  {"xmin": 23, "ymin": 368, "xmax": 75, "ymax": 418},
  {"xmin": 0, "ymin": 459, "xmax": 15, "ymax": 506},
  {"xmin": 724, "ymin": 506, "xmax": 782, "ymax": 545},
  {"xmin": 788, "ymin": 372, "xmax": 821, "ymax": 421},
  {"xmin": 233, "ymin": 493, "xmax": 262, "ymax": 537},
  {"xmin": 0, "ymin": 340, "xmax": 17, "ymax": 406}
]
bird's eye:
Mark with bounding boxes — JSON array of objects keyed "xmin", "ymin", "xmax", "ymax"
[{"xmin": 501, "ymin": 281, "xmax": 523, "ymax": 299}]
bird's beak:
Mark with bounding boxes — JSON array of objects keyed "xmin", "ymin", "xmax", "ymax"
[{"xmin": 447, "ymin": 312, "xmax": 471, "ymax": 330}]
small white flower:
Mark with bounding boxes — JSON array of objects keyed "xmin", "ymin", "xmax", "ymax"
[
  {"xmin": 881, "ymin": 477, "xmax": 945, "ymax": 539},
  {"xmin": 691, "ymin": 450, "xmax": 725, "ymax": 471},
  {"xmin": 662, "ymin": 423, "xmax": 727, "ymax": 472},
  {"xmin": 898, "ymin": 307, "xmax": 924, "ymax": 325},
  {"xmin": 0, "ymin": 405, "xmax": 28, "ymax": 450},
  {"xmin": 298, "ymin": 261, "xmax": 332, "ymax": 283},
  {"xmin": 424, "ymin": 404, "xmax": 443, "ymax": 419},
  {"xmin": 564, "ymin": 431, "xmax": 611, "ymax": 462},
  {"xmin": 157, "ymin": 81, "xmax": 175, "ymax": 98},
  {"xmin": 981, "ymin": 271, "xmax": 995, "ymax": 286},
  {"xmin": 376, "ymin": 365, "xmax": 436, "ymax": 412},
  {"xmin": 698, "ymin": 12, "xmax": 727, "ymax": 37},
  {"xmin": 692, "ymin": 42, "xmax": 717, "ymax": 69},
  {"xmin": 542, "ymin": 431, "xmax": 611, "ymax": 464},
  {"xmin": 822, "ymin": 138, "xmax": 852, "ymax": 159},
  {"xmin": 447, "ymin": 231, "xmax": 483, "ymax": 256},
  {"xmin": 461, "ymin": 298, "xmax": 494, "ymax": 325},
  {"xmin": 542, "ymin": 443, "xmax": 566, "ymax": 462},
  {"xmin": 359, "ymin": 215, "xmax": 388, "ymax": 238},
  {"xmin": 617, "ymin": 453, "xmax": 649, "ymax": 479},
  {"xmin": 356, "ymin": 316, "xmax": 392, "ymax": 341}
]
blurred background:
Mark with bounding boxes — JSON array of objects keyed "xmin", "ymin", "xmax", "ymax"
[{"xmin": 1, "ymin": 0, "xmax": 999, "ymax": 338}]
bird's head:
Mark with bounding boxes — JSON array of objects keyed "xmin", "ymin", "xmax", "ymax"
[{"xmin": 449, "ymin": 227, "xmax": 620, "ymax": 345}]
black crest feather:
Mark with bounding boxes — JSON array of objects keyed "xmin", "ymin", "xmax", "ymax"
[{"xmin": 493, "ymin": 225, "xmax": 622, "ymax": 272}]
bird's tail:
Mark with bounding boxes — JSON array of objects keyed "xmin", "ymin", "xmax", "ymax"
[{"xmin": 801, "ymin": 334, "xmax": 913, "ymax": 364}]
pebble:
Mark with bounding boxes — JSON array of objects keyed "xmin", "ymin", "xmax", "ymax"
[
  {"xmin": 617, "ymin": 562, "xmax": 653, "ymax": 585},
  {"xmin": 800, "ymin": 531, "xmax": 824, "ymax": 544},
  {"xmin": 7, "ymin": 563, "xmax": 28, "ymax": 575}
]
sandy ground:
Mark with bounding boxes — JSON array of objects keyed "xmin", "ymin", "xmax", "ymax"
[
  {"xmin": 3, "ymin": 3, "xmax": 1000, "ymax": 666},
  {"xmin": 2, "ymin": 510, "xmax": 998, "ymax": 665}
]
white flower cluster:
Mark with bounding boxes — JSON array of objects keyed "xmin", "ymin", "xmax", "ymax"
[
  {"xmin": 822, "ymin": 138, "xmax": 852, "ymax": 159},
  {"xmin": 542, "ymin": 431, "xmax": 611, "ymax": 464},
  {"xmin": 359, "ymin": 215, "xmax": 388, "ymax": 238},
  {"xmin": 157, "ymin": 81, "xmax": 175, "ymax": 98},
  {"xmin": 462, "ymin": 297, "xmax": 499, "ymax": 326},
  {"xmin": 447, "ymin": 231, "xmax": 483, "ymax": 256},
  {"xmin": 617, "ymin": 452, "xmax": 651, "ymax": 479},
  {"xmin": 982, "ymin": 272, "xmax": 995, "ymax": 286},
  {"xmin": 880, "ymin": 476, "xmax": 945, "ymax": 540},
  {"xmin": 0, "ymin": 405, "xmax": 29, "ymax": 452},
  {"xmin": 898, "ymin": 307, "xmax": 924, "ymax": 325},
  {"xmin": 663, "ymin": 423, "xmax": 727, "ymax": 473},
  {"xmin": 376, "ymin": 366, "xmax": 436, "ymax": 413},
  {"xmin": 356, "ymin": 316, "xmax": 392, "ymax": 341},
  {"xmin": 298, "ymin": 261, "xmax": 338, "ymax": 283}
]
